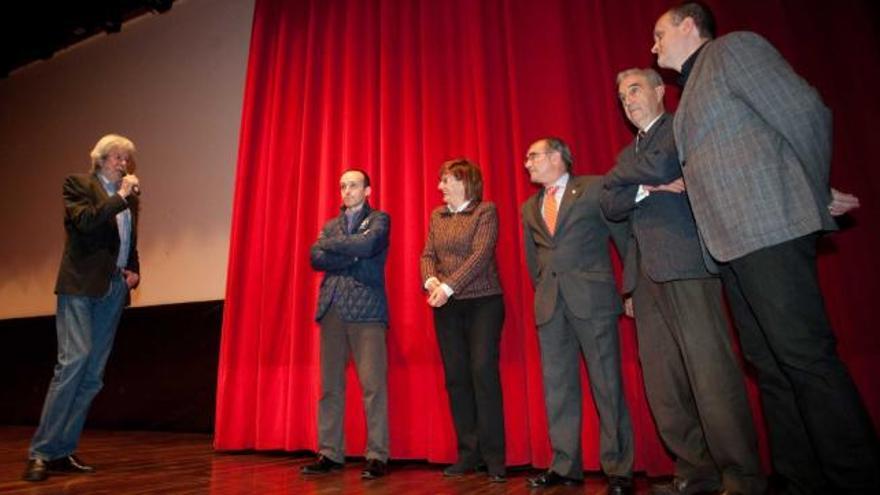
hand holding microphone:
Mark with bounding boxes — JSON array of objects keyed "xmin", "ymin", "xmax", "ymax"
[{"xmin": 120, "ymin": 172, "xmax": 140, "ymax": 198}]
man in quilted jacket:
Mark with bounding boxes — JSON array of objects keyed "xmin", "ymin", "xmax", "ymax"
[{"xmin": 304, "ymin": 169, "xmax": 391, "ymax": 480}]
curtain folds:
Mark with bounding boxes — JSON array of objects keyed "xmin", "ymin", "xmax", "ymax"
[{"xmin": 215, "ymin": 0, "xmax": 880, "ymax": 475}]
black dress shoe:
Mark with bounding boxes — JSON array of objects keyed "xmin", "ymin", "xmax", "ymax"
[
  {"xmin": 48, "ymin": 454, "xmax": 95, "ymax": 473},
  {"xmin": 442, "ymin": 460, "xmax": 479, "ymax": 477},
  {"xmin": 361, "ymin": 459, "xmax": 387, "ymax": 479},
  {"xmin": 526, "ymin": 470, "xmax": 583, "ymax": 488},
  {"xmin": 301, "ymin": 455, "xmax": 343, "ymax": 474},
  {"xmin": 488, "ymin": 473, "xmax": 507, "ymax": 483},
  {"xmin": 22, "ymin": 458, "xmax": 49, "ymax": 482},
  {"xmin": 607, "ymin": 475, "xmax": 634, "ymax": 495},
  {"xmin": 651, "ymin": 477, "xmax": 722, "ymax": 495}
]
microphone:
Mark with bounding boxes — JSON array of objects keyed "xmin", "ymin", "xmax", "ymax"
[{"xmin": 124, "ymin": 171, "xmax": 140, "ymax": 196}]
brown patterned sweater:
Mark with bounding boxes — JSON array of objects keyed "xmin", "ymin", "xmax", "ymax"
[{"xmin": 420, "ymin": 200, "xmax": 502, "ymax": 299}]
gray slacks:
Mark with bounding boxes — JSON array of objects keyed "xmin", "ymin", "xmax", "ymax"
[
  {"xmin": 632, "ymin": 270, "xmax": 765, "ymax": 495},
  {"xmin": 537, "ymin": 301, "xmax": 634, "ymax": 480},
  {"xmin": 317, "ymin": 306, "xmax": 389, "ymax": 463}
]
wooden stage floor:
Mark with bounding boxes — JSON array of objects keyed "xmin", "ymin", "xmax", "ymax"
[{"xmin": 0, "ymin": 426, "xmax": 660, "ymax": 494}]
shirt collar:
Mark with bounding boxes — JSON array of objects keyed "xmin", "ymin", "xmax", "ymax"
[
  {"xmin": 341, "ymin": 203, "xmax": 367, "ymax": 215},
  {"xmin": 548, "ymin": 173, "xmax": 569, "ymax": 191},
  {"xmin": 446, "ymin": 199, "xmax": 471, "ymax": 213},
  {"xmin": 642, "ymin": 113, "xmax": 664, "ymax": 133},
  {"xmin": 678, "ymin": 41, "xmax": 708, "ymax": 87},
  {"xmin": 96, "ymin": 172, "xmax": 117, "ymax": 194}
]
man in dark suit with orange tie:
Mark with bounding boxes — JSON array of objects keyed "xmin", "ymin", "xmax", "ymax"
[{"xmin": 521, "ymin": 137, "xmax": 633, "ymax": 494}]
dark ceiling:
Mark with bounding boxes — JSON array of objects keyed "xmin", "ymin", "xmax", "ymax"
[{"xmin": 1, "ymin": 1, "xmax": 175, "ymax": 78}]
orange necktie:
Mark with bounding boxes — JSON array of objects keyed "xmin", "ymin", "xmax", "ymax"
[{"xmin": 543, "ymin": 185, "xmax": 559, "ymax": 234}]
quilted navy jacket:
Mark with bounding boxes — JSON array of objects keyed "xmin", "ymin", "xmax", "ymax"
[{"xmin": 311, "ymin": 204, "xmax": 390, "ymax": 324}]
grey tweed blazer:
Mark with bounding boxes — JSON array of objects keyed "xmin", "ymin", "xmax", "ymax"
[{"xmin": 674, "ymin": 31, "xmax": 836, "ymax": 263}]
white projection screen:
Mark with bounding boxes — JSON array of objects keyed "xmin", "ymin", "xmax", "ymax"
[{"xmin": 0, "ymin": 0, "xmax": 255, "ymax": 319}]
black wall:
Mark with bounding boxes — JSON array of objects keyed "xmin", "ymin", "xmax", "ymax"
[{"xmin": 0, "ymin": 300, "xmax": 223, "ymax": 433}]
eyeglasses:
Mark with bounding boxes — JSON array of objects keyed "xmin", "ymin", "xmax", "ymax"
[
  {"xmin": 524, "ymin": 151, "xmax": 553, "ymax": 164},
  {"xmin": 106, "ymin": 153, "xmax": 130, "ymax": 163}
]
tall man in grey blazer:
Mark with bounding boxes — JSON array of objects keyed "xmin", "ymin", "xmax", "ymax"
[
  {"xmin": 652, "ymin": 3, "xmax": 879, "ymax": 493},
  {"xmin": 601, "ymin": 68, "xmax": 764, "ymax": 495},
  {"xmin": 521, "ymin": 137, "xmax": 634, "ymax": 494}
]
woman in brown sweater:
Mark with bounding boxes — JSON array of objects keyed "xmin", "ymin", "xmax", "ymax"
[{"xmin": 420, "ymin": 158, "xmax": 505, "ymax": 482}]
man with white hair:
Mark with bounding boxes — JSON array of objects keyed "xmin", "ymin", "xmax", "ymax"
[
  {"xmin": 601, "ymin": 67, "xmax": 764, "ymax": 495},
  {"xmin": 24, "ymin": 134, "xmax": 142, "ymax": 482}
]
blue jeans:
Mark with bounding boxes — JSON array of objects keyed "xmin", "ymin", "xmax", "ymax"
[{"xmin": 29, "ymin": 273, "xmax": 127, "ymax": 460}]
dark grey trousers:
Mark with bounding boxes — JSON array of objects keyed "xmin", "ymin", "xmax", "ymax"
[
  {"xmin": 721, "ymin": 233, "xmax": 880, "ymax": 495},
  {"xmin": 632, "ymin": 271, "xmax": 765, "ymax": 495},
  {"xmin": 537, "ymin": 301, "xmax": 634, "ymax": 480}
]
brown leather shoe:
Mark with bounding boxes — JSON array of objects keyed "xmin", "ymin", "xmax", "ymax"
[{"xmin": 22, "ymin": 458, "xmax": 49, "ymax": 482}]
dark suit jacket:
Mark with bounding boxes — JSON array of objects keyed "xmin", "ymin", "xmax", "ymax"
[
  {"xmin": 674, "ymin": 32, "xmax": 836, "ymax": 262},
  {"xmin": 311, "ymin": 204, "xmax": 390, "ymax": 324},
  {"xmin": 522, "ymin": 175, "xmax": 627, "ymax": 326},
  {"xmin": 55, "ymin": 173, "xmax": 140, "ymax": 299},
  {"xmin": 600, "ymin": 113, "xmax": 712, "ymax": 294}
]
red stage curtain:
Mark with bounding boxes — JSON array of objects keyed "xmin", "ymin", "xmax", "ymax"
[{"xmin": 215, "ymin": 0, "xmax": 880, "ymax": 475}]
